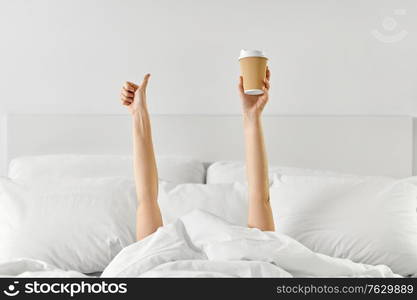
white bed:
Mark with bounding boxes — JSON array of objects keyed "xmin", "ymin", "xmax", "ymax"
[{"xmin": 0, "ymin": 114, "xmax": 416, "ymax": 278}]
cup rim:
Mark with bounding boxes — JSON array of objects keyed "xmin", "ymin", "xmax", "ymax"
[{"xmin": 239, "ymin": 49, "xmax": 268, "ymax": 60}]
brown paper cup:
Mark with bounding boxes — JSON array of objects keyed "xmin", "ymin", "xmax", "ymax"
[{"xmin": 239, "ymin": 51, "xmax": 268, "ymax": 95}]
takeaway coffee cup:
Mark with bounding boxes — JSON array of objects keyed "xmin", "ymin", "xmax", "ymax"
[{"xmin": 239, "ymin": 49, "xmax": 268, "ymax": 95}]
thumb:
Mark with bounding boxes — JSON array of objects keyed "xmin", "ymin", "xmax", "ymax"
[
  {"xmin": 140, "ymin": 73, "xmax": 151, "ymax": 90},
  {"xmin": 238, "ymin": 76, "xmax": 244, "ymax": 94}
]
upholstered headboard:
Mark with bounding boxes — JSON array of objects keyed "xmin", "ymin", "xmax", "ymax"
[{"xmin": 1, "ymin": 114, "xmax": 413, "ymax": 177}]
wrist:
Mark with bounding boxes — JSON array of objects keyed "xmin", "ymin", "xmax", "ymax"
[
  {"xmin": 131, "ymin": 107, "xmax": 149, "ymax": 122},
  {"xmin": 243, "ymin": 114, "xmax": 262, "ymax": 134},
  {"xmin": 243, "ymin": 112, "xmax": 261, "ymax": 124}
]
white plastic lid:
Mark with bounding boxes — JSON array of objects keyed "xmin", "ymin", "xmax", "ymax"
[{"xmin": 239, "ymin": 49, "xmax": 267, "ymax": 60}]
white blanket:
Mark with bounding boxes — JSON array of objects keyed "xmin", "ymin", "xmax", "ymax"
[
  {"xmin": 102, "ymin": 210, "xmax": 397, "ymax": 278},
  {"xmin": 0, "ymin": 259, "xmax": 87, "ymax": 277},
  {"xmin": 0, "ymin": 210, "xmax": 398, "ymax": 278}
]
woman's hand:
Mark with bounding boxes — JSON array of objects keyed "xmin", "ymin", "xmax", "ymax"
[
  {"xmin": 238, "ymin": 67, "xmax": 270, "ymax": 119},
  {"xmin": 120, "ymin": 73, "xmax": 151, "ymax": 115}
]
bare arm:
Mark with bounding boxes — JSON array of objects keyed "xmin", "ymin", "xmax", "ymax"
[
  {"xmin": 121, "ymin": 74, "xmax": 163, "ymax": 240},
  {"xmin": 239, "ymin": 67, "xmax": 275, "ymax": 231}
]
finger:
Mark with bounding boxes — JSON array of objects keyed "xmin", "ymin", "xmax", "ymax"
[
  {"xmin": 264, "ymin": 79, "xmax": 270, "ymax": 90},
  {"xmin": 139, "ymin": 73, "xmax": 151, "ymax": 89},
  {"xmin": 127, "ymin": 81, "xmax": 139, "ymax": 90},
  {"xmin": 122, "ymin": 100, "xmax": 131, "ymax": 106},
  {"xmin": 120, "ymin": 92, "xmax": 133, "ymax": 100},
  {"xmin": 238, "ymin": 76, "xmax": 244, "ymax": 94},
  {"xmin": 120, "ymin": 95, "xmax": 133, "ymax": 103},
  {"xmin": 123, "ymin": 83, "xmax": 135, "ymax": 92},
  {"xmin": 262, "ymin": 86, "xmax": 269, "ymax": 98},
  {"xmin": 260, "ymin": 91, "xmax": 269, "ymax": 108},
  {"xmin": 266, "ymin": 67, "xmax": 271, "ymax": 81},
  {"xmin": 124, "ymin": 81, "xmax": 138, "ymax": 92},
  {"xmin": 121, "ymin": 88, "xmax": 134, "ymax": 98}
]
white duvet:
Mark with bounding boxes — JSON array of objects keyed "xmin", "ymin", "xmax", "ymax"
[{"xmin": 0, "ymin": 210, "xmax": 398, "ymax": 278}]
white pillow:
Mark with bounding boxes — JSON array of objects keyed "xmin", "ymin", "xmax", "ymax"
[
  {"xmin": 8, "ymin": 155, "xmax": 205, "ymax": 185},
  {"xmin": 0, "ymin": 177, "xmax": 137, "ymax": 273},
  {"xmin": 159, "ymin": 182, "xmax": 248, "ymax": 227},
  {"xmin": 270, "ymin": 174, "xmax": 417, "ymax": 276},
  {"xmin": 206, "ymin": 161, "xmax": 356, "ymax": 184}
]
